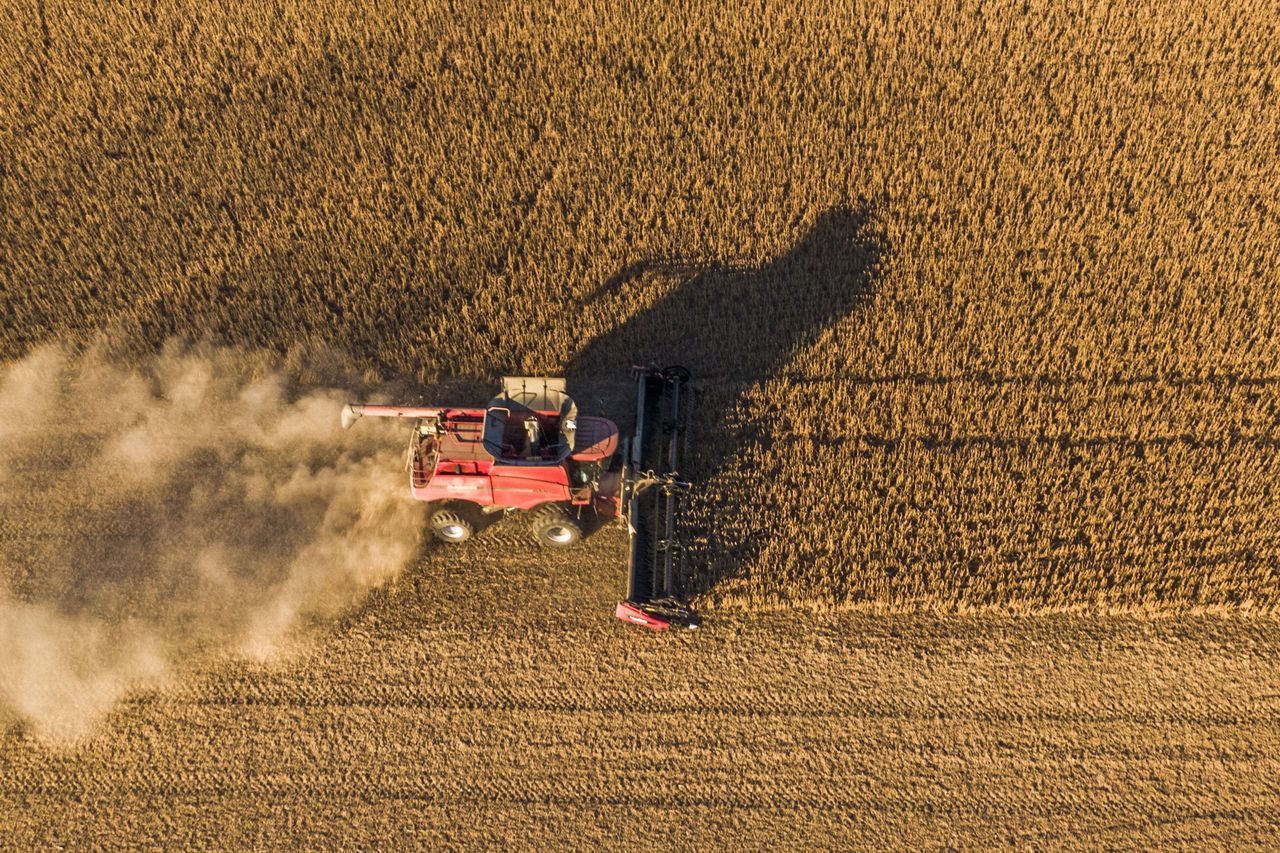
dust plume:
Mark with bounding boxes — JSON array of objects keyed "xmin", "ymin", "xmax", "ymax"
[{"xmin": 0, "ymin": 341, "xmax": 425, "ymax": 742}]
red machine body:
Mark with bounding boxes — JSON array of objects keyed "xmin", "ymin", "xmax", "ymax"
[
  {"xmin": 343, "ymin": 378, "xmax": 622, "ymax": 548},
  {"xmin": 343, "ymin": 372, "xmax": 698, "ymax": 631},
  {"xmin": 403, "ymin": 407, "xmax": 620, "ymax": 512}
]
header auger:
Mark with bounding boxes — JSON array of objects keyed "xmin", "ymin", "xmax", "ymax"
[
  {"xmin": 342, "ymin": 369, "xmax": 699, "ymax": 630},
  {"xmin": 616, "ymin": 366, "xmax": 700, "ymax": 630}
]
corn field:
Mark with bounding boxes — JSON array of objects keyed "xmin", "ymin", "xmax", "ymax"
[
  {"xmin": 5, "ymin": 0, "xmax": 1277, "ymax": 614},
  {"xmin": 4, "ymin": 1, "xmax": 1280, "ymax": 846}
]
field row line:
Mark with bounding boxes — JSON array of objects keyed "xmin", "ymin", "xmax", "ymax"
[
  {"xmin": 757, "ymin": 432, "xmax": 1280, "ymax": 450},
  {"xmin": 138, "ymin": 695, "xmax": 1280, "ymax": 728},
  {"xmin": 690, "ymin": 372, "xmax": 1280, "ymax": 389},
  {"xmin": 3, "ymin": 780, "xmax": 1274, "ymax": 824}
]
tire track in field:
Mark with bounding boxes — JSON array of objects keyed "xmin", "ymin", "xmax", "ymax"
[{"xmin": 6, "ymin": 609, "xmax": 1280, "ymax": 848}]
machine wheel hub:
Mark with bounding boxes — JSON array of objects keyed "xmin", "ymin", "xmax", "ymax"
[{"xmin": 545, "ymin": 526, "xmax": 574, "ymax": 544}]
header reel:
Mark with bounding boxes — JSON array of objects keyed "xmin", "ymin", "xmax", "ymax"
[{"xmin": 616, "ymin": 366, "xmax": 701, "ymax": 631}]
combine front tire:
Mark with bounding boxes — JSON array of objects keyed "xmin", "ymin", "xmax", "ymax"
[
  {"xmin": 530, "ymin": 504, "xmax": 584, "ymax": 548},
  {"xmin": 428, "ymin": 505, "xmax": 476, "ymax": 544}
]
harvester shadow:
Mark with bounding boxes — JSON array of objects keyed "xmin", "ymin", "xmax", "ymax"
[{"xmin": 566, "ymin": 204, "xmax": 886, "ymax": 599}]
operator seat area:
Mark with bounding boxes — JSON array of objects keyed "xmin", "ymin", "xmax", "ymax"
[
  {"xmin": 523, "ymin": 415, "xmax": 542, "ymax": 458},
  {"xmin": 482, "ymin": 406, "xmax": 560, "ymax": 462},
  {"xmin": 481, "ymin": 377, "xmax": 579, "ymax": 466}
]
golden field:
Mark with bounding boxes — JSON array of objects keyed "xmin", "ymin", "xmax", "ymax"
[
  {"xmin": 3, "ymin": 0, "xmax": 1278, "ymax": 612},
  {"xmin": 3, "ymin": 0, "xmax": 1280, "ymax": 846},
  {"xmin": 7, "ymin": 545, "xmax": 1280, "ymax": 849}
]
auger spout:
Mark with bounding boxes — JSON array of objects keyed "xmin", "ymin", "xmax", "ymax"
[{"xmin": 341, "ymin": 403, "xmax": 444, "ymax": 429}]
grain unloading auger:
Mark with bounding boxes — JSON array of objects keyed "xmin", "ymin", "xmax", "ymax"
[{"xmin": 341, "ymin": 369, "xmax": 699, "ymax": 631}]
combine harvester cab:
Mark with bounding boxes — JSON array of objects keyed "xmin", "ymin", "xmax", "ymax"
[{"xmin": 616, "ymin": 366, "xmax": 701, "ymax": 631}]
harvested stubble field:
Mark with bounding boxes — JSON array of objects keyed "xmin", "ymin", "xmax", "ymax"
[
  {"xmin": 3, "ymin": 0, "xmax": 1280, "ymax": 847},
  {"xmin": 7, "ymin": 542, "xmax": 1280, "ymax": 849}
]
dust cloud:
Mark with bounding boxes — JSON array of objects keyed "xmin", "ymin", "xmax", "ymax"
[{"xmin": 0, "ymin": 341, "xmax": 425, "ymax": 742}]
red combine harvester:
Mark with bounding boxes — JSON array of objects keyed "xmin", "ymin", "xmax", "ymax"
[{"xmin": 342, "ymin": 370, "xmax": 698, "ymax": 630}]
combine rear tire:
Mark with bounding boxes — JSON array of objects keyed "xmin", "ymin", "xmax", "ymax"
[
  {"xmin": 428, "ymin": 505, "xmax": 476, "ymax": 544},
  {"xmin": 530, "ymin": 504, "xmax": 584, "ymax": 548}
]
